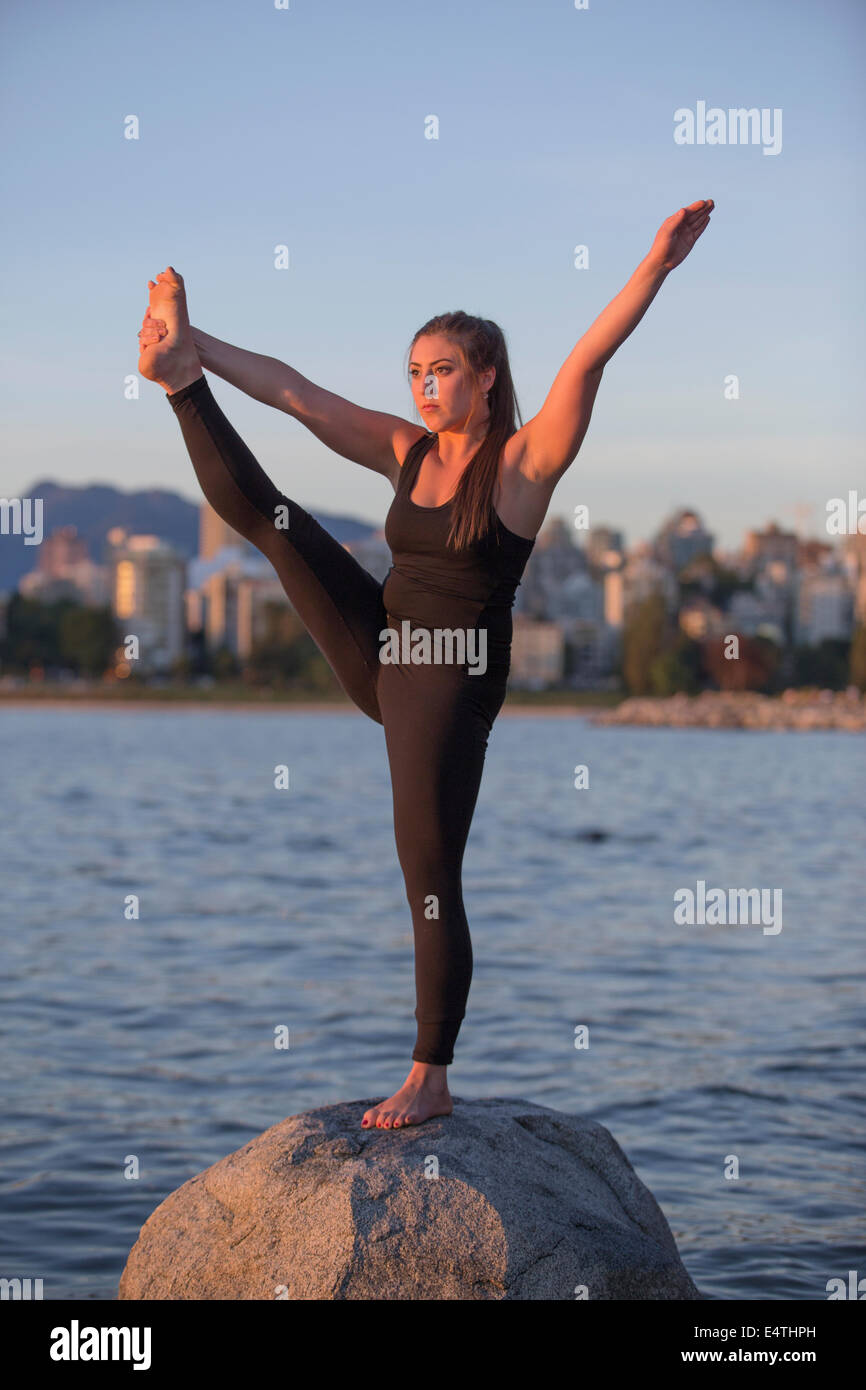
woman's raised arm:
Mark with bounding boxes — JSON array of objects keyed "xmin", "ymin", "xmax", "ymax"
[
  {"xmin": 516, "ymin": 198, "xmax": 714, "ymax": 485},
  {"xmin": 191, "ymin": 328, "xmax": 419, "ymax": 483}
]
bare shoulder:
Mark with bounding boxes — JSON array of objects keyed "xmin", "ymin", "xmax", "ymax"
[{"xmin": 387, "ymin": 423, "xmax": 429, "ymax": 490}]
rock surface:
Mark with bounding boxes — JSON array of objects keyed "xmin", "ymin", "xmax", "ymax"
[
  {"xmin": 590, "ymin": 687, "xmax": 866, "ymax": 731},
  {"xmin": 118, "ymin": 1097, "xmax": 703, "ymax": 1300}
]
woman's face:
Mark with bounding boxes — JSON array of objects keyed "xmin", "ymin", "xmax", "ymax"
[{"xmin": 408, "ymin": 334, "xmax": 477, "ymax": 430}]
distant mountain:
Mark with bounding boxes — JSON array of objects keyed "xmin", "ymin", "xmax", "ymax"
[{"xmin": 0, "ymin": 480, "xmax": 381, "ymax": 594}]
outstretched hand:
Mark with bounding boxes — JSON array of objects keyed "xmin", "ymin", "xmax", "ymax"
[{"xmin": 649, "ymin": 199, "xmax": 714, "ymax": 272}]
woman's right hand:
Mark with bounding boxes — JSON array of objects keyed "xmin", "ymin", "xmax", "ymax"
[{"xmin": 137, "ymin": 306, "xmax": 167, "ymax": 346}]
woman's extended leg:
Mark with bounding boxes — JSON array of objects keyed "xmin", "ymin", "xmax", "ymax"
[
  {"xmin": 138, "ymin": 269, "xmax": 386, "ymax": 721},
  {"xmin": 167, "ymin": 374, "xmax": 386, "ymax": 722}
]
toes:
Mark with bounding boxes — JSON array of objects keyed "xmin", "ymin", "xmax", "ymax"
[{"xmin": 362, "ymin": 1099, "xmax": 419, "ymax": 1130}]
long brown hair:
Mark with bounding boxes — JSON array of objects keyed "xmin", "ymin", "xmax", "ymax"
[{"xmin": 405, "ymin": 311, "xmax": 523, "ymax": 551}]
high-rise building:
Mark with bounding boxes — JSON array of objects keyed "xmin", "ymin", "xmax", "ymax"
[
  {"xmin": 107, "ymin": 530, "xmax": 186, "ymax": 672},
  {"xmin": 509, "ymin": 616, "xmax": 565, "ymax": 688},
  {"xmin": 17, "ymin": 524, "xmax": 109, "ymax": 604},
  {"xmin": 654, "ymin": 508, "xmax": 714, "ymax": 573},
  {"xmin": 841, "ymin": 532, "xmax": 866, "ymax": 623},
  {"xmin": 199, "ymin": 500, "xmax": 257, "ymax": 561},
  {"xmin": 603, "ymin": 567, "xmax": 624, "ymax": 628},
  {"xmin": 516, "ymin": 516, "xmax": 587, "ymax": 619},
  {"xmin": 743, "ymin": 521, "xmax": 799, "ymax": 570},
  {"xmin": 586, "ymin": 525, "xmax": 625, "ymax": 571},
  {"xmin": 794, "ymin": 566, "xmax": 854, "ymax": 645},
  {"xmin": 34, "ymin": 525, "xmax": 89, "ymax": 576},
  {"xmin": 616, "ymin": 541, "xmax": 679, "ymax": 618}
]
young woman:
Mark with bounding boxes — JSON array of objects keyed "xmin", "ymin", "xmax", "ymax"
[{"xmin": 137, "ymin": 199, "xmax": 713, "ymax": 1130}]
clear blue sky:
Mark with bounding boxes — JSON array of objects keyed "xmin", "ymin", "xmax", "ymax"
[{"xmin": 2, "ymin": 0, "xmax": 864, "ymax": 551}]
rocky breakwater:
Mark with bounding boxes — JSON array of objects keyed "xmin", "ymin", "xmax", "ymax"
[
  {"xmin": 590, "ymin": 687, "xmax": 866, "ymax": 732},
  {"xmin": 118, "ymin": 1097, "xmax": 703, "ymax": 1300}
]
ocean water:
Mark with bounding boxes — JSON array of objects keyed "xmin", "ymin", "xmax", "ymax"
[{"xmin": 0, "ymin": 706, "xmax": 863, "ymax": 1301}]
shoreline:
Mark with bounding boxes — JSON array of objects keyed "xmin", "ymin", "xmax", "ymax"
[
  {"xmin": 0, "ymin": 695, "xmax": 596, "ymax": 717},
  {"xmin": 1, "ymin": 687, "xmax": 864, "ymax": 728}
]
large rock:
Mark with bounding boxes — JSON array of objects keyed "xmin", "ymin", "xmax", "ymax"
[{"xmin": 118, "ymin": 1097, "xmax": 703, "ymax": 1300}]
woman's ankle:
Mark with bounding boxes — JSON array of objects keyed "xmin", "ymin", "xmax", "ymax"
[
  {"xmin": 159, "ymin": 362, "xmax": 203, "ymax": 396},
  {"xmin": 409, "ymin": 1060, "xmax": 450, "ymax": 1087}
]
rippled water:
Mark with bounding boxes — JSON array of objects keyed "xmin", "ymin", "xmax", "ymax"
[{"xmin": 1, "ymin": 706, "xmax": 863, "ymax": 1300}]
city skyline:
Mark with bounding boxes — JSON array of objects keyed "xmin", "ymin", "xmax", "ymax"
[
  {"xmin": 10, "ymin": 493, "xmax": 862, "ymax": 690},
  {"xmin": 2, "ymin": 0, "xmax": 864, "ymax": 552},
  {"xmin": 5, "ymin": 478, "xmax": 860, "ymax": 572}
]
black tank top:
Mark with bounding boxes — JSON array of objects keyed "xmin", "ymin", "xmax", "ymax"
[{"xmin": 382, "ymin": 431, "xmax": 535, "ymax": 644}]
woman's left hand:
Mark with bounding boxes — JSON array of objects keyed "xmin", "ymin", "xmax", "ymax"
[{"xmin": 649, "ymin": 199, "xmax": 714, "ymax": 272}]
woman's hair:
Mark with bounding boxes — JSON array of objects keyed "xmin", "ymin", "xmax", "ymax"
[{"xmin": 405, "ymin": 311, "xmax": 523, "ymax": 551}]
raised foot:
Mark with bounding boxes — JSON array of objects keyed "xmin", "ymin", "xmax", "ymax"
[
  {"xmin": 137, "ymin": 265, "xmax": 201, "ymax": 392},
  {"xmin": 362, "ymin": 1068, "xmax": 453, "ymax": 1130}
]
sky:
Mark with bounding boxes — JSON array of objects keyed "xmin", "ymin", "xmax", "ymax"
[{"xmin": 2, "ymin": 0, "xmax": 864, "ymax": 553}]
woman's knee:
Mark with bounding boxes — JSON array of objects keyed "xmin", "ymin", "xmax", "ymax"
[{"xmin": 396, "ymin": 839, "xmax": 463, "ymax": 905}]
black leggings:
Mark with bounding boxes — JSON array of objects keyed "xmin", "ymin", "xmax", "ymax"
[{"xmin": 167, "ymin": 373, "xmax": 509, "ymax": 1065}]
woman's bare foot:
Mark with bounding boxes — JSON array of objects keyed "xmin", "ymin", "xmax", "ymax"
[
  {"xmin": 137, "ymin": 266, "xmax": 202, "ymax": 394},
  {"xmin": 361, "ymin": 1062, "xmax": 453, "ymax": 1129}
]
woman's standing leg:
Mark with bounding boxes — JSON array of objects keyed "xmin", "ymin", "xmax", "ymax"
[{"xmin": 361, "ymin": 656, "xmax": 505, "ymax": 1128}]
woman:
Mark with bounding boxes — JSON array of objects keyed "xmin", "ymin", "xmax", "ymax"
[{"xmin": 137, "ymin": 199, "xmax": 713, "ymax": 1130}]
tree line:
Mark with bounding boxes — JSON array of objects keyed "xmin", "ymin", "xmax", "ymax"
[{"xmin": 2, "ymin": 591, "xmax": 864, "ymax": 693}]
